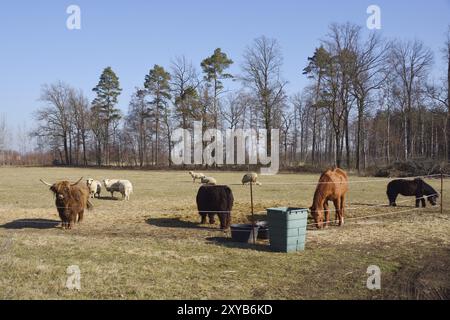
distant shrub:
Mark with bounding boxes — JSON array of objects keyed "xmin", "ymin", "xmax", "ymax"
[{"xmin": 369, "ymin": 160, "xmax": 448, "ymax": 178}]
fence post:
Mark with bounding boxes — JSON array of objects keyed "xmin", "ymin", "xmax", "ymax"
[
  {"xmin": 441, "ymin": 169, "xmax": 443, "ymax": 215},
  {"xmin": 250, "ymin": 182, "xmax": 256, "ymax": 245}
]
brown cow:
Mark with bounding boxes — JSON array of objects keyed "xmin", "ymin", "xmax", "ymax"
[
  {"xmin": 310, "ymin": 168, "xmax": 348, "ymax": 229},
  {"xmin": 40, "ymin": 177, "xmax": 93, "ymax": 229}
]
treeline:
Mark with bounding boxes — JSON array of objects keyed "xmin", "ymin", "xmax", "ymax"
[{"xmin": 4, "ymin": 22, "xmax": 449, "ymax": 172}]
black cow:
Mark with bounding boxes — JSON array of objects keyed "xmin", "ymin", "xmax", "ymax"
[
  {"xmin": 196, "ymin": 185, "xmax": 234, "ymax": 230},
  {"xmin": 387, "ymin": 178, "xmax": 438, "ymax": 208}
]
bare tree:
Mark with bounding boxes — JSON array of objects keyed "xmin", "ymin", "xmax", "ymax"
[
  {"xmin": 241, "ymin": 36, "xmax": 287, "ymax": 151},
  {"xmin": 0, "ymin": 114, "xmax": 8, "ymax": 165},
  {"xmin": 351, "ymin": 32, "xmax": 389, "ymax": 172},
  {"xmin": 0, "ymin": 115, "xmax": 6, "ymax": 149},
  {"xmin": 34, "ymin": 82, "xmax": 73, "ymax": 165},
  {"xmin": 70, "ymin": 89, "xmax": 90, "ymax": 165},
  {"xmin": 316, "ymin": 23, "xmax": 360, "ymax": 168},
  {"xmin": 291, "ymin": 92, "xmax": 311, "ymax": 163},
  {"xmin": 446, "ymin": 26, "xmax": 450, "ymax": 160},
  {"xmin": 17, "ymin": 122, "xmax": 30, "ymax": 159},
  {"xmin": 378, "ymin": 75, "xmax": 397, "ymax": 164},
  {"xmin": 389, "ymin": 39, "xmax": 434, "ymax": 159},
  {"xmin": 280, "ymin": 111, "xmax": 294, "ymax": 165},
  {"xmin": 171, "ymin": 56, "xmax": 200, "ymax": 129},
  {"xmin": 325, "ymin": 23, "xmax": 361, "ymax": 168},
  {"xmin": 222, "ymin": 92, "xmax": 249, "ymax": 129},
  {"xmin": 442, "ymin": 26, "xmax": 450, "ymax": 160}
]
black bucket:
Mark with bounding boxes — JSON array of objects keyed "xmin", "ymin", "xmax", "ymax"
[
  {"xmin": 256, "ymin": 221, "xmax": 269, "ymax": 240},
  {"xmin": 230, "ymin": 224, "xmax": 259, "ymax": 243}
]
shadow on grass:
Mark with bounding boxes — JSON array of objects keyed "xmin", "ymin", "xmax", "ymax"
[
  {"xmin": 146, "ymin": 217, "xmax": 217, "ymax": 230},
  {"xmin": 350, "ymin": 202, "xmax": 411, "ymax": 208},
  {"xmin": 206, "ymin": 236, "xmax": 272, "ymax": 252},
  {"xmin": 245, "ymin": 213, "xmax": 268, "ymax": 222},
  {"xmin": 97, "ymin": 196, "xmax": 120, "ymax": 201},
  {"xmin": 0, "ymin": 219, "xmax": 60, "ymax": 229},
  {"xmin": 180, "ymin": 181, "xmax": 202, "ymax": 184}
]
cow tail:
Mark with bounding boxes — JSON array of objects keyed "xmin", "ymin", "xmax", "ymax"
[{"xmin": 86, "ymin": 200, "xmax": 94, "ymax": 210}]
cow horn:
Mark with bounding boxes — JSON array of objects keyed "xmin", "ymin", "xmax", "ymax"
[
  {"xmin": 39, "ymin": 179, "xmax": 52, "ymax": 187},
  {"xmin": 71, "ymin": 177, "xmax": 83, "ymax": 186}
]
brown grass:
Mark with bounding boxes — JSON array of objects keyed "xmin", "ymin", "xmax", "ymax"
[{"xmin": 0, "ymin": 167, "xmax": 449, "ymax": 299}]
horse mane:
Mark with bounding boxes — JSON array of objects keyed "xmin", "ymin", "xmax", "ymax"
[
  {"xmin": 422, "ymin": 180, "xmax": 438, "ymax": 196},
  {"xmin": 312, "ymin": 170, "xmax": 334, "ymax": 208},
  {"xmin": 334, "ymin": 167, "xmax": 348, "ymax": 179},
  {"xmin": 311, "ymin": 168, "xmax": 348, "ymax": 209}
]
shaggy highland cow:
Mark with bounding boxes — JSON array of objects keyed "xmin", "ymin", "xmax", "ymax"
[
  {"xmin": 196, "ymin": 185, "xmax": 234, "ymax": 230},
  {"xmin": 387, "ymin": 178, "xmax": 438, "ymax": 208},
  {"xmin": 40, "ymin": 177, "xmax": 93, "ymax": 229}
]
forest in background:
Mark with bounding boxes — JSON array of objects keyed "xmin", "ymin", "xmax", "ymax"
[{"xmin": 1, "ymin": 22, "xmax": 449, "ymax": 175}]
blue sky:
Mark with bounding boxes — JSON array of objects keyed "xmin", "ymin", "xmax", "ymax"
[{"xmin": 1, "ymin": 0, "xmax": 449, "ymax": 146}]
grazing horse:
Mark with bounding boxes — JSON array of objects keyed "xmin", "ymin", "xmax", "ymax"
[
  {"xmin": 310, "ymin": 168, "xmax": 349, "ymax": 229},
  {"xmin": 387, "ymin": 178, "xmax": 438, "ymax": 208}
]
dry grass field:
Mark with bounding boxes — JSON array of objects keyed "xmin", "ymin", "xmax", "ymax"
[{"xmin": 0, "ymin": 167, "xmax": 449, "ymax": 299}]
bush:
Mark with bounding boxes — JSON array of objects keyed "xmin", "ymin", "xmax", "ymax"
[{"xmin": 370, "ymin": 160, "xmax": 448, "ymax": 178}]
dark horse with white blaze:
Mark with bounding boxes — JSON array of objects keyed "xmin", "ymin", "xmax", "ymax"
[
  {"xmin": 387, "ymin": 178, "xmax": 438, "ymax": 208},
  {"xmin": 196, "ymin": 185, "xmax": 234, "ymax": 230},
  {"xmin": 40, "ymin": 177, "xmax": 93, "ymax": 229}
]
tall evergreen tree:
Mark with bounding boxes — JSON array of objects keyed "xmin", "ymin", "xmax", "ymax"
[
  {"xmin": 201, "ymin": 48, "xmax": 233, "ymax": 128},
  {"xmin": 144, "ymin": 65, "xmax": 172, "ymax": 166},
  {"xmin": 303, "ymin": 46, "xmax": 330, "ymax": 163},
  {"xmin": 127, "ymin": 88, "xmax": 151, "ymax": 167},
  {"xmin": 92, "ymin": 66, "xmax": 122, "ymax": 165}
]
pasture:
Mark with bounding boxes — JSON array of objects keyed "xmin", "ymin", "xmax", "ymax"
[{"xmin": 0, "ymin": 167, "xmax": 449, "ymax": 299}]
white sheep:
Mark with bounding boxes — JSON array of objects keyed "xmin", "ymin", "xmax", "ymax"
[
  {"xmin": 242, "ymin": 172, "xmax": 262, "ymax": 186},
  {"xmin": 86, "ymin": 178, "xmax": 102, "ymax": 198},
  {"xmin": 201, "ymin": 176, "xmax": 217, "ymax": 185},
  {"xmin": 103, "ymin": 179, "xmax": 133, "ymax": 201},
  {"xmin": 189, "ymin": 171, "xmax": 206, "ymax": 183}
]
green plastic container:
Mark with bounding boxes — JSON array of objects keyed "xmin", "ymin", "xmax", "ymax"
[{"xmin": 267, "ymin": 207, "xmax": 308, "ymax": 252}]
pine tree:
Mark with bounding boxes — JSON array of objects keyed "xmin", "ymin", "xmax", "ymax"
[
  {"xmin": 92, "ymin": 66, "xmax": 122, "ymax": 165},
  {"xmin": 201, "ymin": 48, "xmax": 233, "ymax": 128},
  {"xmin": 303, "ymin": 46, "xmax": 331, "ymax": 163},
  {"xmin": 144, "ymin": 65, "xmax": 171, "ymax": 166}
]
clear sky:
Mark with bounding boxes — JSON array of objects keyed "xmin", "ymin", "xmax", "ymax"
[{"xmin": 1, "ymin": 0, "xmax": 449, "ymax": 148}]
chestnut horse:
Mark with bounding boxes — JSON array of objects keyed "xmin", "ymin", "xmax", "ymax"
[{"xmin": 310, "ymin": 168, "xmax": 348, "ymax": 229}]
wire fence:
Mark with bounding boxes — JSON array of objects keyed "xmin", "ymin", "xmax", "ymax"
[
  {"xmin": 256, "ymin": 174, "xmax": 447, "ymax": 186},
  {"xmin": 245, "ymin": 172, "xmax": 447, "ymax": 230},
  {"xmin": 2, "ymin": 172, "xmax": 447, "ymax": 228}
]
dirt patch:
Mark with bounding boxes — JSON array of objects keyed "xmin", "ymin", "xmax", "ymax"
[{"xmin": 386, "ymin": 248, "xmax": 450, "ymax": 300}]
